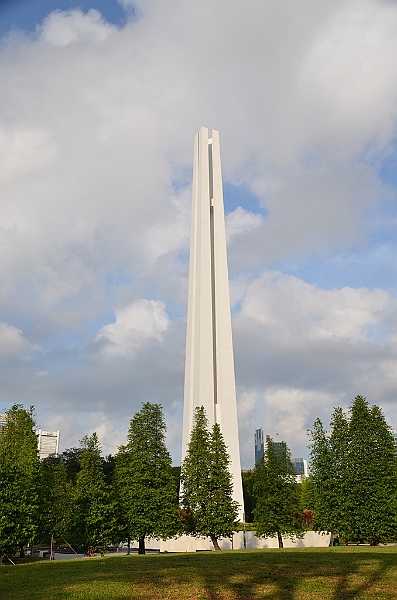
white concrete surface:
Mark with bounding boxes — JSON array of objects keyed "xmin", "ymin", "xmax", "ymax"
[
  {"xmin": 144, "ymin": 531, "xmax": 331, "ymax": 552},
  {"xmin": 182, "ymin": 127, "xmax": 244, "ymax": 521}
]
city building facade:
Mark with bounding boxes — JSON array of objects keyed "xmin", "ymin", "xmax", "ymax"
[
  {"xmin": 0, "ymin": 413, "xmax": 6, "ymax": 432},
  {"xmin": 254, "ymin": 427, "xmax": 308, "ymax": 481},
  {"xmin": 37, "ymin": 429, "xmax": 60, "ymax": 460},
  {"xmin": 254, "ymin": 428, "xmax": 264, "ymax": 465}
]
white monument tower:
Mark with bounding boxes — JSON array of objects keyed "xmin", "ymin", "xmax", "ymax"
[{"xmin": 182, "ymin": 127, "xmax": 244, "ymax": 520}]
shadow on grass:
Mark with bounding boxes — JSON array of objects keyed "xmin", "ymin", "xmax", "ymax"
[
  {"xmin": 193, "ymin": 547, "xmax": 397, "ymax": 600},
  {"xmin": 1, "ymin": 546, "xmax": 397, "ymax": 599}
]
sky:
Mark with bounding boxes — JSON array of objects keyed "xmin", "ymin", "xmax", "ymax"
[{"xmin": 1, "ymin": 0, "xmax": 397, "ymax": 469}]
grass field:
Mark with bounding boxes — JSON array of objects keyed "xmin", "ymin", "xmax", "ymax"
[{"xmin": 1, "ymin": 546, "xmax": 397, "ymax": 599}]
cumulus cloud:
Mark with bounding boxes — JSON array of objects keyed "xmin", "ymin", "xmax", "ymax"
[
  {"xmin": 96, "ymin": 299, "xmax": 169, "ymax": 357},
  {"xmin": 0, "ymin": 322, "xmax": 38, "ymax": 359},
  {"xmin": 239, "ymin": 271, "xmax": 393, "ymax": 343},
  {"xmin": 226, "ymin": 206, "xmax": 263, "ymax": 241},
  {"xmin": 38, "ymin": 9, "xmax": 116, "ymax": 46},
  {"xmin": 232, "ymin": 270, "xmax": 397, "ymax": 465},
  {"xmin": 0, "ymin": 126, "xmax": 55, "ymax": 182}
]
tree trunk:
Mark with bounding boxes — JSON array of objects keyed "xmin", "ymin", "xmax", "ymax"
[
  {"xmin": 277, "ymin": 532, "xmax": 283, "ymax": 548},
  {"xmin": 328, "ymin": 531, "xmax": 334, "ymax": 547},
  {"xmin": 138, "ymin": 536, "xmax": 146, "ymax": 554},
  {"xmin": 127, "ymin": 536, "xmax": 131, "ymax": 555},
  {"xmin": 210, "ymin": 535, "xmax": 221, "ymax": 550},
  {"xmin": 19, "ymin": 544, "xmax": 25, "ymax": 558}
]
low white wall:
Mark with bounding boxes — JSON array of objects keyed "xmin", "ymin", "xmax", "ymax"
[{"xmin": 143, "ymin": 530, "xmax": 331, "ymax": 552}]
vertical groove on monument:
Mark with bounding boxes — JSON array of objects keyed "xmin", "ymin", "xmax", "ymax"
[{"xmin": 182, "ymin": 127, "xmax": 244, "ymax": 521}]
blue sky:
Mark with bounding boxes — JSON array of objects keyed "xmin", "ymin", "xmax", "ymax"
[{"xmin": 0, "ymin": 0, "xmax": 397, "ymax": 469}]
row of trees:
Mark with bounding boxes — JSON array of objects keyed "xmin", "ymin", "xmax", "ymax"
[
  {"xmin": 309, "ymin": 395, "xmax": 397, "ymax": 545},
  {"xmin": 243, "ymin": 395, "xmax": 397, "ymax": 547},
  {"xmin": 1, "ymin": 395, "xmax": 396, "ymax": 558},
  {"xmin": 0, "ymin": 402, "xmax": 239, "ymax": 558}
]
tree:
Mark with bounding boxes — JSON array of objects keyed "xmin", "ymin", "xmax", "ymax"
[
  {"xmin": 72, "ymin": 433, "xmax": 119, "ymax": 553},
  {"xmin": 309, "ymin": 408, "xmax": 349, "ymax": 544},
  {"xmin": 241, "ymin": 469, "xmax": 255, "ymax": 523},
  {"xmin": 310, "ymin": 396, "xmax": 397, "ymax": 545},
  {"xmin": 298, "ymin": 475, "xmax": 315, "ymax": 530},
  {"xmin": 59, "ymin": 447, "xmax": 83, "ymax": 483},
  {"xmin": 114, "ymin": 403, "xmax": 179, "ymax": 554},
  {"xmin": 180, "ymin": 407, "xmax": 239, "ymax": 550},
  {"xmin": 344, "ymin": 397, "xmax": 397, "ymax": 544},
  {"xmin": 253, "ymin": 438, "xmax": 302, "ymax": 548},
  {"xmin": 37, "ymin": 458, "xmax": 74, "ymax": 545},
  {"xmin": 0, "ymin": 405, "xmax": 40, "ymax": 561}
]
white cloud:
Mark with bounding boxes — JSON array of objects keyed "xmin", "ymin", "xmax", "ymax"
[
  {"xmin": 96, "ymin": 299, "xmax": 169, "ymax": 357},
  {"xmin": 263, "ymin": 388, "xmax": 336, "ymax": 450},
  {"xmin": 240, "ymin": 271, "xmax": 393, "ymax": 343},
  {"xmin": 0, "ymin": 126, "xmax": 55, "ymax": 182},
  {"xmin": 232, "ymin": 269, "xmax": 397, "ymax": 465},
  {"xmin": 0, "ymin": 322, "xmax": 38, "ymax": 359},
  {"xmin": 38, "ymin": 9, "xmax": 116, "ymax": 46},
  {"xmin": 226, "ymin": 206, "xmax": 263, "ymax": 241},
  {"xmin": 237, "ymin": 390, "xmax": 257, "ymax": 463}
]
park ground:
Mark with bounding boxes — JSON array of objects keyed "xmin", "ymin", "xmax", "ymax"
[{"xmin": 1, "ymin": 546, "xmax": 397, "ymax": 599}]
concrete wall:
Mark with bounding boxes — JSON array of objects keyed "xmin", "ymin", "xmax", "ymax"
[{"xmin": 143, "ymin": 530, "xmax": 331, "ymax": 552}]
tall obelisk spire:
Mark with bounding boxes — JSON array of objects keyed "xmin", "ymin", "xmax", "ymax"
[{"xmin": 182, "ymin": 127, "xmax": 244, "ymax": 520}]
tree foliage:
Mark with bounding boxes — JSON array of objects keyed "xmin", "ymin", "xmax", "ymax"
[
  {"xmin": 298, "ymin": 476, "xmax": 315, "ymax": 529},
  {"xmin": 310, "ymin": 395, "xmax": 397, "ymax": 545},
  {"xmin": 114, "ymin": 402, "xmax": 179, "ymax": 554},
  {"xmin": 38, "ymin": 458, "xmax": 74, "ymax": 543},
  {"xmin": 59, "ymin": 447, "xmax": 83, "ymax": 483},
  {"xmin": 241, "ymin": 469, "xmax": 255, "ymax": 523},
  {"xmin": 0, "ymin": 405, "xmax": 40, "ymax": 557},
  {"xmin": 253, "ymin": 438, "xmax": 302, "ymax": 548},
  {"xmin": 309, "ymin": 409, "xmax": 349, "ymax": 540},
  {"xmin": 72, "ymin": 433, "xmax": 120, "ymax": 553},
  {"xmin": 181, "ymin": 407, "xmax": 239, "ymax": 550}
]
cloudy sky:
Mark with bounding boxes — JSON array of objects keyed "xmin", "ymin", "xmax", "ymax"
[{"xmin": 1, "ymin": 0, "xmax": 397, "ymax": 468}]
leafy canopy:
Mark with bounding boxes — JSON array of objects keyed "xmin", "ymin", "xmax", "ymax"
[
  {"xmin": 253, "ymin": 438, "xmax": 302, "ymax": 547},
  {"xmin": 0, "ymin": 405, "xmax": 40, "ymax": 556},
  {"xmin": 181, "ymin": 406, "xmax": 239, "ymax": 549},
  {"xmin": 114, "ymin": 402, "xmax": 179, "ymax": 552}
]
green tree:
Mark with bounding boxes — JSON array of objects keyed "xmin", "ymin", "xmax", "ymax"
[
  {"xmin": 253, "ymin": 439, "xmax": 302, "ymax": 548},
  {"xmin": 309, "ymin": 408, "xmax": 349, "ymax": 544},
  {"xmin": 114, "ymin": 402, "xmax": 179, "ymax": 554},
  {"xmin": 344, "ymin": 396, "xmax": 397, "ymax": 545},
  {"xmin": 241, "ymin": 469, "xmax": 255, "ymax": 523},
  {"xmin": 59, "ymin": 447, "xmax": 83, "ymax": 483},
  {"xmin": 72, "ymin": 433, "xmax": 119, "ymax": 553},
  {"xmin": 298, "ymin": 475, "xmax": 315, "ymax": 529},
  {"xmin": 181, "ymin": 407, "xmax": 239, "ymax": 550},
  {"xmin": 37, "ymin": 458, "xmax": 74, "ymax": 545},
  {"xmin": 0, "ymin": 405, "xmax": 40, "ymax": 561},
  {"xmin": 310, "ymin": 396, "xmax": 397, "ymax": 545}
]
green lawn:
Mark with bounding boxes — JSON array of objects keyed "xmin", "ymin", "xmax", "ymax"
[{"xmin": 1, "ymin": 546, "xmax": 397, "ymax": 599}]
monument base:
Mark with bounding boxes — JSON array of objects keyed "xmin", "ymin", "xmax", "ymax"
[{"xmin": 137, "ymin": 531, "xmax": 331, "ymax": 552}]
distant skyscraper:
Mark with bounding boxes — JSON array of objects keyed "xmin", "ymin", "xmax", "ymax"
[
  {"xmin": 291, "ymin": 457, "xmax": 308, "ymax": 482},
  {"xmin": 256, "ymin": 431, "xmax": 308, "ymax": 480},
  {"xmin": 254, "ymin": 428, "xmax": 264, "ymax": 464},
  {"xmin": 182, "ymin": 127, "xmax": 244, "ymax": 520},
  {"xmin": 0, "ymin": 413, "xmax": 6, "ymax": 433},
  {"xmin": 37, "ymin": 429, "xmax": 60, "ymax": 460},
  {"xmin": 265, "ymin": 433, "xmax": 284, "ymax": 458}
]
